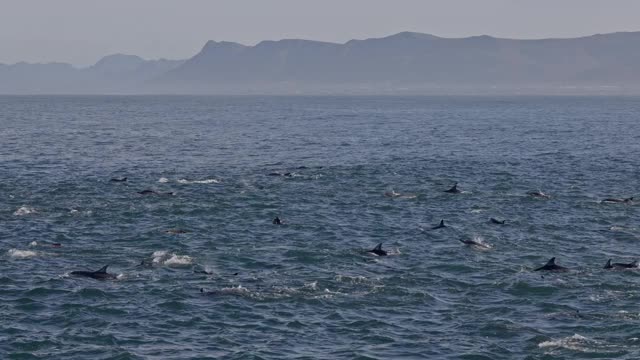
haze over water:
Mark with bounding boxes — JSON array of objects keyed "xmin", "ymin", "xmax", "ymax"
[{"xmin": 1, "ymin": 95, "xmax": 640, "ymax": 359}]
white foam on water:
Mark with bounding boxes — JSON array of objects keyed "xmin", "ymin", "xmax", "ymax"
[
  {"xmin": 471, "ymin": 235, "xmax": 492, "ymax": 250},
  {"xmin": 151, "ymin": 251, "xmax": 193, "ymax": 266},
  {"xmin": 29, "ymin": 241, "xmax": 38, "ymax": 247},
  {"xmin": 7, "ymin": 249, "xmax": 38, "ymax": 259},
  {"xmin": 538, "ymin": 334, "xmax": 618, "ymax": 353},
  {"xmin": 202, "ymin": 265, "xmax": 217, "ymax": 275},
  {"xmin": 335, "ymin": 275, "xmax": 368, "ymax": 284},
  {"xmin": 387, "ymin": 247, "xmax": 402, "ymax": 255},
  {"xmin": 158, "ymin": 177, "xmax": 169, "ymax": 183},
  {"xmin": 304, "ymin": 281, "xmax": 318, "ymax": 290},
  {"xmin": 219, "ymin": 285, "xmax": 251, "ymax": 296},
  {"xmin": 152, "ymin": 250, "xmax": 168, "ymax": 257},
  {"xmin": 539, "ymin": 334, "xmax": 591, "ymax": 351},
  {"xmin": 313, "ymin": 288, "xmax": 344, "ymax": 299},
  {"xmin": 384, "ymin": 190, "xmax": 401, "ymax": 197},
  {"xmin": 163, "ymin": 254, "xmax": 193, "ymax": 266},
  {"xmin": 178, "ymin": 178, "xmax": 221, "ymax": 184},
  {"xmin": 13, "ymin": 206, "xmax": 37, "ymax": 216}
]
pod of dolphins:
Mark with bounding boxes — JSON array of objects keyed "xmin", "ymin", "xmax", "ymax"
[
  {"xmin": 66, "ymin": 178, "xmax": 635, "ymax": 280},
  {"xmin": 367, "ymin": 182, "xmax": 637, "ymax": 274}
]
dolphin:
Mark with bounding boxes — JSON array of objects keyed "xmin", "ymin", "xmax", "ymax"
[
  {"xmin": 70, "ymin": 265, "xmax": 117, "ymax": 280},
  {"xmin": 458, "ymin": 238, "xmax": 491, "ymax": 249},
  {"xmin": 138, "ymin": 190, "xmax": 175, "ymax": 196},
  {"xmin": 273, "ymin": 217, "xmax": 282, "ymax": 225},
  {"xmin": 490, "ymin": 218, "xmax": 506, "ymax": 225},
  {"xmin": 136, "ymin": 259, "xmax": 152, "ymax": 268},
  {"xmin": 268, "ymin": 172, "xmax": 293, "ymax": 177},
  {"xmin": 368, "ymin": 243, "xmax": 388, "ymax": 256},
  {"xmin": 194, "ymin": 270, "xmax": 214, "ymax": 275},
  {"xmin": 384, "ymin": 190, "xmax": 401, "ymax": 197},
  {"xmin": 432, "ymin": 219, "xmax": 447, "ymax": 230},
  {"xmin": 604, "ymin": 259, "xmax": 638, "ymax": 269},
  {"xmin": 165, "ymin": 229, "xmax": 190, "ymax": 234},
  {"xmin": 444, "ymin": 183, "xmax": 461, "ymax": 194},
  {"xmin": 534, "ymin": 257, "xmax": 568, "ymax": 272},
  {"xmin": 194, "ymin": 270, "xmax": 239, "ymax": 276},
  {"xmin": 601, "ymin": 197, "xmax": 634, "ymax": 204},
  {"xmin": 110, "ymin": 177, "xmax": 127, "ymax": 182},
  {"xmin": 527, "ymin": 190, "xmax": 551, "ymax": 199}
]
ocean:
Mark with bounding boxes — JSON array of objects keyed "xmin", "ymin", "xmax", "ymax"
[{"xmin": 1, "ymin": 95, "xmax": 639, "ymax": 359}]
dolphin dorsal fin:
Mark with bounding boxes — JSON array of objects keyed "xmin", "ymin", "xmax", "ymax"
[
  {"xmin": 373, "ymin": 243, "xmax": 383, "ymax": 251},
  {"xmin": 96, "ymin": 265, "xmax": 109, "ymax": 273},
  {"xmin": 605, "ymin": 259, "xmax": 612, "ymax": 268},
  {"xmin": 546, "ymin": 257, "xmax": 556, "ymax": 266},
  {"xmin": 440, "ymin": 219, "xmax": 445, "ymax": 226}
]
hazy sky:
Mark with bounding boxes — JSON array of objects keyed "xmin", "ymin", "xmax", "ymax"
[{"xmin": 1, "ymin": 0, "xmax": 639, "ymax": 66}]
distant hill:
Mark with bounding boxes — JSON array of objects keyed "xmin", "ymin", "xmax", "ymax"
[
  {"xmin": 0, "ymin": 55, "xmax": 184, "ymax": 94},
  {"xmin": 3, "ymin": 32, "xmax": 640, "ymax": 94}
]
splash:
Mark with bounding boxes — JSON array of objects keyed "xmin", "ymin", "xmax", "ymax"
[
  {"xmin": 538, "ymin": 334, "xmax": 618, "ymax": 353},
  {"xmin": 13, "ymin": 206, "xmax": 37, "ymax": 216},
  {"xmin": 178, "ymin": 178, "xmax": 221, "ymax": 184},
  {"xmin": 7, "ymin": 249, "xmax": 37, "ymax": 259},
  {"xmin": 151, "ymin": 251, "xmax": 193, "ymax": 266}
]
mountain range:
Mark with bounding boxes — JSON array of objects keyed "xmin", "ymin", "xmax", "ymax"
[{"xmin": 2, "ymin": 31, "xmax": 640, "ymax": 94}]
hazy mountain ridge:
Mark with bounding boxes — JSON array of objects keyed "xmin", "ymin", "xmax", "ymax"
[
  {"xmin": 2, "ymin": 31, "xmax": 640, "ymax": 94},
  {"xmin": 0, "ymin": 55, "xmax": 185, "ymax": 94}
]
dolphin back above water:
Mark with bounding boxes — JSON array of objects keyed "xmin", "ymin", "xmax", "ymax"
[
  {"xmin": 534, "ymin": 257, "xmax": 568, "ymax": 272},
  {"xmin": 369, "ymin": 243, "xmax": 388, "ymax": 256},
  {"xmin": 527, "ymin": 190, "xmax": 551, "ymax": 199},
  {"xmin": 70, "ymin": 265, "xmax": 117, "ymax": 280},
  {"xmin": 432, "ymin": 219, "xmax": 447, "ymax": 230},
  {"xmin": 138, "ymin": 190, "xmax": 175, "ymax": 196},
  {"xmin": 601, "ymin": 197, "xmax": 634, "ymax": 204},
  {"xmin": 444, "ymin": 183, "xmax": 461, "ymax": 194},
  {"xmin": 604, "ymin": 259, "xmax": 638, "ymax": 269},
  {"xmin": 458, "ymin": 238, "xmax": 490, "ymax": 249}
]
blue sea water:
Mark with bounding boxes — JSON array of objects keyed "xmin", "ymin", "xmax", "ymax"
[{"xmin": 1, "ymin": 95, "xmax": 640, "ymax": 359}]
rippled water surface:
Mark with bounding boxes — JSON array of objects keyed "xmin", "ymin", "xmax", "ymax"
[{"xmin": 1, "ymin": 96, "xmax": 640, "ymax": 359}]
